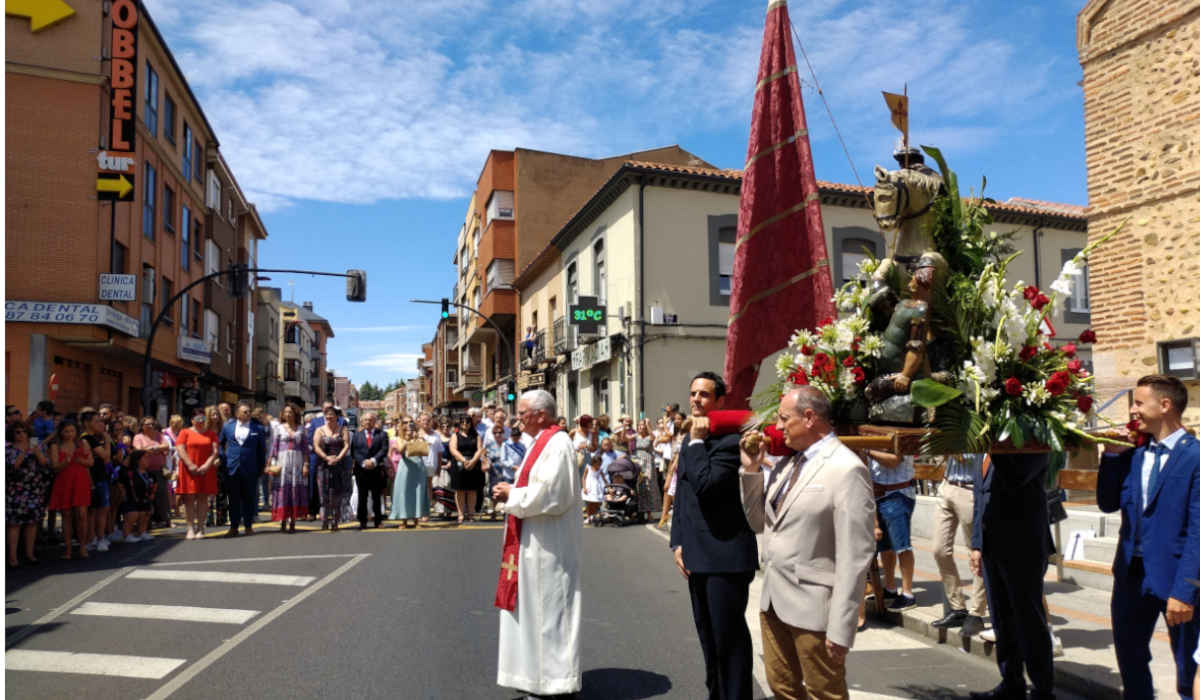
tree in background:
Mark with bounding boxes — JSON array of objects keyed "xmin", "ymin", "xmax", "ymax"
[{"xmin": 359, "ymin": 381, "xmax": 383, "ymax": 400}]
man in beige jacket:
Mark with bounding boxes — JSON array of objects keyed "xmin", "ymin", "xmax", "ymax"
[{"xmin": 738, "ymin": 386, "xmax": 876, "ymax": 700}]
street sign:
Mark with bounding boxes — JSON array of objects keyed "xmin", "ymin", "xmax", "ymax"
[
  {"xmin": 97, "ymin": 173, "xmax": 134, "ymax": 201},
  {"xmin": 98, "ymin": 273, "xmax": 136, "ymax": 301},
  {"xmin": 6, "ymin": 0, "xmax": 75, "ymax": 33},
  {"xmin": 5, "ymin": 300, "xmax": 138, "ymax": 336},
  {"xmin": 569, "ymin": 295, "xmax": 606, "ymax": 334}
]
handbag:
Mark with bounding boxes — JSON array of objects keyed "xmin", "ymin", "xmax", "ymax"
[
  {"xmin": 405, "ymin": 438, "xmax": 430, "ymax": 458},
  {"xmin": 1046, "ymin": 488, "xmax": 1068, "ymax": 525}
]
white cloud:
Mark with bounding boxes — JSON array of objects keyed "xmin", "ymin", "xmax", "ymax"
[
  {"xmin": 353, "ymin": 353, "xmax": 424, "ymax": 370},
  {"xmin": 143, "ymin": 0, "xmax": 1066, "ymax": 208}
]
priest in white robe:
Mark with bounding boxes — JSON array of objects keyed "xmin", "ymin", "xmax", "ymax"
[{"xmin": 492, "ymin": 389, "xmax": 582, "ymax": 699}]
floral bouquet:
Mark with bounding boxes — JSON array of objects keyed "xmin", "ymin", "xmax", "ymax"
[{"xmin": 762, "ymin": 146, "xmax": 1127, "ymax": 454}]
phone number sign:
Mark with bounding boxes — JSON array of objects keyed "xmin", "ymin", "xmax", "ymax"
[{"xmin": 6, "ymin": 301, "xmax": 140, "ymax": 336}]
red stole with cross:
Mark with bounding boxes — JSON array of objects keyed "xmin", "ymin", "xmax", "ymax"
[{"xmin": 494, "ymin": 425, "xmax": 561, "ymax": 612}]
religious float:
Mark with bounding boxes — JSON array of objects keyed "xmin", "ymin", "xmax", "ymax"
[{"xmin": 716, "ymin": 142, "xmax": 1129, "ymax": 461}]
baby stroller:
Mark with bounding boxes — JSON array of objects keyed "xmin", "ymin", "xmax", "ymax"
[{"xmin": 596, "ymin": 457, "xmax": 640, "ymax": 526}]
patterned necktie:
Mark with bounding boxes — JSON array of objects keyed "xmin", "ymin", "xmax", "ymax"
[
  {"xmin": 366, "ymin": 431, "xmax": 372, "ymax": 449},
  {"xmin": 770, "ymin": 455, "xmax": 805, "ymax": 511}
]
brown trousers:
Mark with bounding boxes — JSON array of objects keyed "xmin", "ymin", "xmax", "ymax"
[
  {"xmin": 933, "ymin": 482, "xmax": 988, "ymax": 616},
  {"xmin": 760, "ymin": 607, "xmax": 848, "ymax": 700}
]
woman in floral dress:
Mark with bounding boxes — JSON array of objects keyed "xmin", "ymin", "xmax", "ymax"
[
  {"xmin": 7, "ymin": 423, "xmax": 50, "ymax": 566},
  {"xmin": 270, "ymin": 404, "xmax": 309, "ymax": 533}
]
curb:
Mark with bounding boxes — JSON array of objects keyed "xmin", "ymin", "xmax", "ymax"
[{"xmin": 886, "ymin": 606, "xmax": 1122, "ymax": 700}]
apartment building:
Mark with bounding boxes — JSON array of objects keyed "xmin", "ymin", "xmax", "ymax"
[
  {"xmin": 450, "ymin": 146, "xmax": 713, "ymax": 409},
  {"xmin": 5, "ymin": 1, "xmax": 267, "ymax": 418}
]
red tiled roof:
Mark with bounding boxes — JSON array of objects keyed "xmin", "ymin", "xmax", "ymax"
[{"xmin": 623, "ymin": 161, "xmax": 1085, "ymax": 220}]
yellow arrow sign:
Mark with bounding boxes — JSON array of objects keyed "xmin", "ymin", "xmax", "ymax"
[
  {"xmin": 97, "ymin": 175, "xmax": 133, "ymax": 199},
  {"xmin": 6, "ymin": 0, "xmax": 75, "ymax": 32}
]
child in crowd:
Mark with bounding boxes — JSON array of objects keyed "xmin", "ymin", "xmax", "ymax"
[
  {"xmin": 582, "ymin": 453, "xmax": 605, "ymax": 524},
  {"xmin": 121, "ymin": 450, "xmax": 156, "ymax": 543}
]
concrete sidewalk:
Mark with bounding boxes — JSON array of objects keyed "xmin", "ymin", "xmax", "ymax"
[{"xmin": 882, "ymin": 533, "xmax": 1177, "ymax": 699}]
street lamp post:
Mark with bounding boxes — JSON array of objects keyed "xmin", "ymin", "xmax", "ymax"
[{"xmin": 141, "ymin": 267, "xmax": 366, "ymax": 417}]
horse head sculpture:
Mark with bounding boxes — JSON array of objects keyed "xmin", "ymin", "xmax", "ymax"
[{"xmin": 872, "ymin": 164, "xmax": 943, "ymax": 260}]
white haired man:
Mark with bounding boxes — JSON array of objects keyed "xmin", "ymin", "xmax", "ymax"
[{"xmin": 492, "ymin": 389, "xmax": 581, "ymax": 699}]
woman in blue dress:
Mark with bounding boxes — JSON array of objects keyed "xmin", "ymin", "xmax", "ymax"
[{"xmin": 389, "ymin": 421, "xmax": 429, "ymax": 528}]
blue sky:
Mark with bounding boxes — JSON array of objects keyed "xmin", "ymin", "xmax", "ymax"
[{"xmin": 144, "ymin": 0, "xmax": 1089, "ymax": 388}]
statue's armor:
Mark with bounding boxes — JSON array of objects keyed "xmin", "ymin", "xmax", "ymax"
[{"xmin": 877, "ymin": 300, "xmax": 928, "ymax": 374}]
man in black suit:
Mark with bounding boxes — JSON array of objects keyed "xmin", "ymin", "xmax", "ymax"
[
  {"xmin": 670, "ymin": 371, "xmax": 759, "ymax": 700},
  {"xmin": 351, "ymin": 412, "xmax": 389, "ymax": 529},
  {"xmin": 969, "ymin": 453, "xmax": 1056, "ymax": 700}
]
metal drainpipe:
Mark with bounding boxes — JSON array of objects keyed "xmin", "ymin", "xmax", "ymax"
[
  {"xmin": 1032, "ymin": 219, "xmax": 1043, "ymax": 288},
  {"xmin": 637, "ymin": 177, "xmax": 647, "ymax": 418}
]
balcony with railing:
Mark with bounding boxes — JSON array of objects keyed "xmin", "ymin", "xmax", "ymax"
[
  {"xmin": 522, "ymin": 330, "xmax": 546, "ymax": 368},
  {"xmin": 454, "ymin": 368, "xmax": 482, "ymax": 392},
  {"xmin": 553, "ymin": 316, "xmax": 574, "ymax": 355}
]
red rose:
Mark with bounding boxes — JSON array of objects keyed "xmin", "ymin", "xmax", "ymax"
[
  {"xmin": 1019, "ymin": 345, "xmax": 1038, "ymax": 362},
  {"xmin": 851, "ymin": 336, "xmax": 862, "ymax": 353},
  {"xmin": 1046, "ymin": 371, "xmax": 1071, "ymax": 396},
  {"xmin": 788, "ymin": 369, "xmax": 809, "ymax": 386},
  {"xmin": 851, "ymin": 366, "xmax": 866, "ymax": 383},
  {"xmin": 818, "ymin": 317, "xmax": 834, "ymax": 328},
  {"xmin": 1076, "ymin": 395, "xmax": 1093, "ymax": 413},
  {"xmin": 1043, "ymin": 342, "xmax": 1054, "ymax": 351},
  {"xmin": 1004, "ymin": 377, "xmax": 1023, "ymax": 396},
  {"xmin": 1032, "ymin": 293, "xmax": 1050, "ymax": 310},
  {"xmin": 800, "ymin": 344, "xmax": 814, "ymax": 356},
  {"xmin": 1126, "ymin": 419, "xmax": 1149, "ymax": 447},
  {"xmin": 1068, "ymin": 358, "xmax": 1083, "ymax": 374},
  {"xmin": 1062, "ymin": 342, "xmax": 1077, "ymax": 357},
  {"xmin": 842, "ymin": 355, "xmax": 856, "ymax": 368},
  {"xmin": 812, "ymin": 353, "xmax": 835, "ymax": 380},
  {"xmin": 1024, "ymin": 285, "xmax": 1039, "ymax": 301},
  {"xmin": 1079, "ymin": 329, "xmax": 1097, "ymax": 344}
]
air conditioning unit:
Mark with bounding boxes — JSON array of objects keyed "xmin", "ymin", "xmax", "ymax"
[{"xmin": 649, "ymin": 304, "xmax": 664, "ymax": 325}]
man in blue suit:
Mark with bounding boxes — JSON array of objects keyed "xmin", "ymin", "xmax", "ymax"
[
  {"xmin": 670, "ymin": 371, "xmax": 758, "ymax": 700},
  {"xmin": 218, "ymin": 402, "xmax": 270, "ymax": 537},
  {"xmin": 1099, "ymin": 374, "xmax": 1200, "ymax": 700}
]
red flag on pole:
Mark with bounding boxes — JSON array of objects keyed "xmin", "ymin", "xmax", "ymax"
[{"xmin": 723, "ymin": 0, "xmax": 834, "ymax": 409}]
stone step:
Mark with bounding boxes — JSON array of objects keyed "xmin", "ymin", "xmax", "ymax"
[
  {"xmin": 1081, "ymin": 536, "xmax": 1118, "ymax": 564},
  {"xmin": 1060, "ymin": 559, "xmax": 1114, "ymax": 593}
]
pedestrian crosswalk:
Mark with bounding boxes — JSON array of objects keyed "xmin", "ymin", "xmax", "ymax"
[
  {"xmin": 71, "ymin": 602, "xmax": 261, "ymax": 625},
  {"xmin": 6, "ymin": 553, "xmax": 369, "ymax": 696}
]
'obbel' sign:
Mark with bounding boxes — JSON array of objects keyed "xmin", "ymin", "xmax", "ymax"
[{"xmin": 109, "ymin": 0, "xmax": 138, "ymax": 153}]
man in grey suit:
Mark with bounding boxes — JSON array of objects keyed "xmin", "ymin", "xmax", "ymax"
[{"xmin": 739, "ymin": 386, "xmax": 876, "ymax": 700}]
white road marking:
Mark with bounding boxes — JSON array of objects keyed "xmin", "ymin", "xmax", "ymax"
[
  {"xmin": 144, "ymin": 553, "xmax": 371, "ymax": 700},
  {"xmin": 5, "ymin": 650, "xmax": 186, "ymax": 679},
  {"xmin": 148, "ymin": 553, "xmax": 366, "ymax": 567},
  {"xmin": 4, "ymin": 566, "xmax": 135, "ymax": 650},
  {"xmin": 126, "ymin": 569, "xmax": 315, "ymax": 586},
  {"xmin": 71, "ymin": 602, "xmax": 260, "ymax": 625}
]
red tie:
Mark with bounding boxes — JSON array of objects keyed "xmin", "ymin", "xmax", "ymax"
[{"xmin": 366, "ymin": 432, "xmax": 372, "ymax": 449}]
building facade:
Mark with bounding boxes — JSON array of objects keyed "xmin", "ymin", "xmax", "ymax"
[
  {"xmin": 1078, "ymin": 0, "xmax": 1200, "ymax": 424},
  {"xmin": 451, "ymin": 146, "xmax": 713, "ymax": 410},
  {"xmin": 5, "ymin": 1, "xmax": 266, "ymax": 420},
  {"xmin": 253, "ymin": 287, "xmax": 283, "ymax": 414},
  {"xmin": 332, "ymin": 375, "xmax": 358, "ymax": 410}
]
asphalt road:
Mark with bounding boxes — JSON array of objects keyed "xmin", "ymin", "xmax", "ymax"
[{"xmin": 5, "ymin": 520, "xmax": 1087, "ymax": 699}]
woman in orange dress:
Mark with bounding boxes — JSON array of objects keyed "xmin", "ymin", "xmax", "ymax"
[
  {"xmin": 175, "ymin": 410, "xmax": 218, "ymax": 539},
  {"xmin": 47, "ymin": 421, "xmax": 93, "ymax": 559}
]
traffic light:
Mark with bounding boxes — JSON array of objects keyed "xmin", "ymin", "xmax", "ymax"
[
  {"xmin": 346, "ymin": 269, "xmax": 367, "ymax": 302},
  {"xmin": 506, "ymin": 384, "xmax": 516, "ymax": 402},
  {"xmin": 440, "ymin": 298, "xmax": 449, "ymax": 318},
  {"xmin": 228, "ymin": 263, "xmax": 249, "ymax": 298}
]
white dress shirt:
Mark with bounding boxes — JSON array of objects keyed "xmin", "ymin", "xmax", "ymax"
[
  {"xmin": 234, "ymin": 419, "xmax": 250, "ymax": 445},
  {"xmin": 1141, "ymin": 427, "xmax": 1187, "ymax": 510}
]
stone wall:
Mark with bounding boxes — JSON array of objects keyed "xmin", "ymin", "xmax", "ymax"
[{"xmin": 1078, "ymin": 0, "xmax": 1200, "ymax": 424}]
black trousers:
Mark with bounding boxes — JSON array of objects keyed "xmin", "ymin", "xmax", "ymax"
[
  {"xmin": 981, "ymin": 535, "xmax": 1054, "ymax": 695},
  {"xmin": 688, "ymin": 571, "xmax": 754, "ymax": 700},
  {"xmin": 354, "ymin": 466, "xmax": 385, "ymax": 527}
]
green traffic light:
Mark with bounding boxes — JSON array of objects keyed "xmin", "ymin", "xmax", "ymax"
[{"xmin": 441, "ymin": 311, "xmax": 449, "ymax": 318}]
